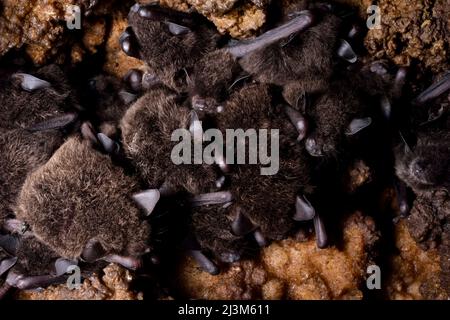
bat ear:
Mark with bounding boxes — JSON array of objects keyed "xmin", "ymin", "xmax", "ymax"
[
  {"xmin": 0, "ymin": 234, "xmax": 20, "ymax": 256},
  {"xmin": 12, "ymin": 73, "xmax": 51, "ymax": 92},
  {"xmin": 336, "ymin": 39, "xmax": 357, "ymax": 63},
  {"xmin": 0, "ymin": 257, "xmax": 17, "ymax": 277},
  {"xmin": 166, "ymin": 22, "xmax": 191, "ymax": 35},
  {"xmin": 26, "ymin": 113, "xmax": 78, "ymax": 132},
  {"xmin": 81, "ymin": 239, "xmax": 106, "ymax": 263},
  {"xmin": 189, "ymin": 191, "xmax": 233, "ymax": 207},
  {"xmin": 293, "ymin": 195, "xmax": 316, "ymax": 221},
  {"xmin": 132, "ymin": 189, "xmax": 161, "ymax": 216},
  {"xmin": 118, "ymin": 90, "xmax": 138, "ymax": 104},
  {"xmin": 54, "ymin": 258, "xmax": 78, "ymax": 277},
  {"xmin": 345, "ymin": 117, "xmax": 372, "ymax": 135},
  {"xmin": 97, "ymin": 133, "xmax": 120, "ymax": 154},
  {"xmin": 231, "ymin": 208, "xmax": 256, "ymax": 236}
]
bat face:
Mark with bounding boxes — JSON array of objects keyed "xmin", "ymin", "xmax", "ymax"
[
  {"xmin": 15, "ymin": 137, "xmax": 151, "ymax": 262},
  {"xmin": 121, "ymin": 85, "xmax": 217, "ymax": 194},
  {"xmin": 396, "ymin": 119, "xmax": 450, "ymax": 193},
  {"xmin": 121, "ymin": 4, "xmax": 220, "ymax": 91}
]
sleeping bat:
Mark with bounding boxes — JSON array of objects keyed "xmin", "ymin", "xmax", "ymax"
[
  {"xmin": 120, "ymin": 84, "xmax": 218, "ymax": 195},
  {"xmin": 13, "ymin": 126, "xmax": 160, "ymax": 272},
  {"xmin": 0, "ymin": 65, "xmax": 80, "ymax": 228},
  {"xmin": 120, "ymin": 3, "xmax": 221, "ymax": 92},
  {"xmin": 394, "ymin": 72, "xmax": 450, "ymax": 296},
  {"xmin": 180, "ymin": 84, "xmax": 324, "ymax": 274}
]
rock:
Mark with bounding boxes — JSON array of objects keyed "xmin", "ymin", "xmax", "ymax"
[
  {"xmin": 17, "ymin": 264, "xmax": 143, "ymax": 300},
  {"xmin": 174, "ymin": 212, "xmax": 379, "ymax": 299}
]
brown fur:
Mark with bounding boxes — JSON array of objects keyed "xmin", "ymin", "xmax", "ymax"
[
  {"xmin": 121, "ymin": 85, "xmax": 217, "ymax": 194},
  {"xmin": 0, "ymin": 129, "xmax": 63, "ymax": 226},
  {"xmin": 238, "ymin": 14, "xmax": 342, "ymax": 86},
  {"xmin": 217, "ymin": 84, "xmax": 314, "ymax": 240},
  {"xmin": 15, "ymin": 137, "xmax": 151, "ymax": 260},
  {"xmin": 127, "ymin": 5, "xmax": 220, "ymax": 92},
  {"xmin": 0, "ymin": 64, "xmax": 76, "ymax": 130},
  {"xmin": 189, "ymin": 50, "xmax": 242, "ymax": 113}
]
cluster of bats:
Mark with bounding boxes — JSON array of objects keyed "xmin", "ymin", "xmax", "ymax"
[{"xmin": 0, "ymin": 0, "xmax": 449, "ymax": 297}]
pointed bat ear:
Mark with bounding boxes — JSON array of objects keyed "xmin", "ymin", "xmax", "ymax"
[
  {"xmin": 166, "ymin": 22, "xmax": 191, "ymax": 35},
  {"xmin": 26, "ymin": 113, "xmax": 78, "ymax": 132},
  {"xmin": 81, "ymin": 239, "xmax": 106, "ymax": 263},
  {"xmin": 293, "ymin": 195, "xmax": 316, "ymax": 221},
  {"xmin": 118, "ymin": 90, "xmax": 138, "ymax": 104},
  {"xmin": 231, "ymin": 208, "xmax": 256, "ymax": 236},
  {"xmin": 336, "ymin": 39, "xmax": 357, "ymax": 63},
  {"xmin": 345, "ymin": 117, "xmax": 372, "ymax": 136},
  {"xmin": 12, "ymin": 73, "xmax": 51, "ymax": 92},
  {"xmin": 225, "ymin": 11, "xmax": 315, "ymax": 58},
  {"xmin": 54, "ymin": 258, "xmax": 78, "ymax": 277},
  {"xmin": 97, "ymin": 133, "xmax": 120, "ymax": 154},
  {"xmin": 0, "ymin": 257, "xmax": 17, "ymax": 277},
  {"xmin": 189, "ymin": 110, "xmax": 204, "ymax": 143},
  {"xmin": 132, "ymin": 189, "xmax": 161, "ymax": 216}
]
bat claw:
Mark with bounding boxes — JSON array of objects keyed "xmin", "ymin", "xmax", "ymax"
[
  {"xmin": 189, "ymin": 250, "xmax": 219, "ymax": 275},
  {"xmin": 412, "ymin": 71, "xmax": 450, "ymax": 106},
  {"xmin": 284, "ymin": 105, "xmax": 308, "ymax": 141}
]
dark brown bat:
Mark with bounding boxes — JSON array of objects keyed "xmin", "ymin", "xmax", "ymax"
[
  {"xmin": 394, "ymin": 73, "xmax": 450, "ymax": 297},
  {"xmin": 0, "ymin": 64, "xmax": 79, "ymax": 131},
  {"xmin": 86, "ymin": 74, "xmax": 138, "ymax": 138},
  {"xmin": 13, "ymin": 130, "xmax": 159, "ymax": 271},
  {"xmin": 120, "ymin": 84, "xmax": 218, "ymax": 194},
  {"xmin": 120, "ymin": 3, "xmax": 220, "ymax": 92}
]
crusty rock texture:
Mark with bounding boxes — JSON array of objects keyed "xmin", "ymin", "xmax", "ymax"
[
  {"xmin": 386, "ymin": 220, "xmax": 447, "ymax": 300},
  {"xmin": 174, "ymin": 212, "xmax": 379, "ymax": 299},
  {"xmin": 17, "ymin": 264, "xmax": 143, "ymax": 300},
  {"xmin": 365, "ymin": 0, "xmax": 450, "ymax": 74}
]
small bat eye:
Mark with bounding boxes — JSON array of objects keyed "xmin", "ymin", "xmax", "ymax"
[{"xmin": 412, "ymin": 160, "xmax": 427, "ymax": 176}]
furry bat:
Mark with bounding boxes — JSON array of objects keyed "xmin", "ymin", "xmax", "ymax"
[
  {"xmin": 13, "ymin": 129, "xmax": 159, "ymax": 271},
  {"xmin": 120, "ymin": 84, "xmax": 218, "ymax": 194},
  {"xmin": 120, "ymin": 3, "xmax": 220, "ymax": 92}
]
